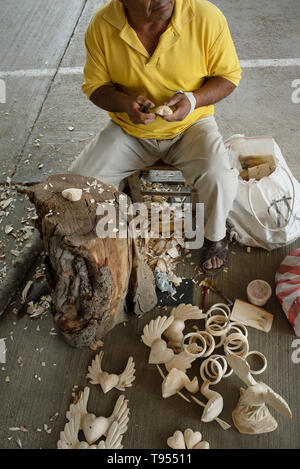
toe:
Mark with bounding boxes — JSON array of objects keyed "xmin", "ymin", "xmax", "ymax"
[{"xmin": 204, "ymin": 259, "xmax": 212, "ymax": 270}]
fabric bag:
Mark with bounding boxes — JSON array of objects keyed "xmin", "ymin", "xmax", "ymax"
[
  {"xmin": 275, "ymin": 248, "xmax": 300, "ymax": 337},
  {"xmin": 225, "ymin": 135, "xmax": 300, "ymax": 250}
]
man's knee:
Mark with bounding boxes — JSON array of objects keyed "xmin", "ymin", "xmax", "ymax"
[{"xmin": 193, "ymin": 165, "xmax": 238, "ymax": 197}]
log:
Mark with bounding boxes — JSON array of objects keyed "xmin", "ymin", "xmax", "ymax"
[{"xmin": 17, "ymin": 174, "xmax": 157, "ymax": 348}]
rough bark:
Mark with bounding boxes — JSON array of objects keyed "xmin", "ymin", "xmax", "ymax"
[{"xmin": 18, "ymin": 174, "xmax": 157, "ymax": 348}]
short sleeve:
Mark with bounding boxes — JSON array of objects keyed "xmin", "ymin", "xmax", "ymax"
[
  {"xmin": 81, "ymin": 23, "xmax": 112, "ymax": 99},
  {"xmin": 206, "ymin": 19, "xmax": 242, "ymax": 87}
]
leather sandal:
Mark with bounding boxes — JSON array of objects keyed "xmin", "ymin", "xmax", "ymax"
[{"xmin": 200, "ymin": 236, "xmax": 229, "ymax": 277}]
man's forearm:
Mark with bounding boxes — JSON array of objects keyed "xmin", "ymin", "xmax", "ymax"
[
  {"xmin": 90, "ymin": 85, "xmax": 129, "ymax": 113},
  {"xmin": 194, "ymin": 77, "xmax": 236, "ymax": 108}
]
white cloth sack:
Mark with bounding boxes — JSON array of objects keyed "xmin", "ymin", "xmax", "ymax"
[{"xmin": 225, "ymin": 135, "xmax": 300, "ymax": 250}]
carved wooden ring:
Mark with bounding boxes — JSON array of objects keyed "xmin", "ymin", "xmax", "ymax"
[
  {"xmin": 224, "ymin": 332, "xmax": 249, "ymax": 358},
  {"xmin": 210, "ymin": 354, "xmax": 233, "ymax": 378},
  {"xmin": 182, "ymin": 332, "xmax": 207, "ymax": 358},
  {"xmin": 206, "ymin": 303, "xmax": 231, "ymax": 319},
  {"xmin": 189, "ymin": 331, "xmax": 215, "ymax": 358},
  {"xmin": 212, "ymin": 333, "xmax": 227, "ymax": 349},
  {"xmin": 205, "ymin": 314, "xmax": 231, "ymax": 337},
  {"xmin": 245, "ymin": 350, "xmax": 267, "ymax": 375},
  {"xmin": 229, "ymin": 322, "xmax": 249, "ymax": 338},
  {"xmin": 203, "ymin": 354, "xmax": 230, "ymax": 379},
  {"xmin": 200, "ymin": 357, "xmax": 223, "ymax": 385}
]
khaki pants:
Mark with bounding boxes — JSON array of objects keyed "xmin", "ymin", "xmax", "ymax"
[{"xmin": 68, "ymin": 116, "xmax": 238, "ymax": 242}]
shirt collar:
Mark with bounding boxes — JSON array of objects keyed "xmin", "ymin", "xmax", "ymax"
[{"xmin": 102, "ymin": 0, "xmax": 194, "ymax": 33}]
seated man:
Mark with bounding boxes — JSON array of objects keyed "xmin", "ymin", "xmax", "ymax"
[{"xmin": 68, "ymin": 0, "xmax": 242, "ymax": 275}]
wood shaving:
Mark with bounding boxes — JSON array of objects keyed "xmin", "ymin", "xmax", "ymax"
[
  {"xmin": 50, "ymin": 412, "xmax": 59, "ymax": 422},
  {"xmin": 17, "ymin": 356, "xmax": 23, "ymax": 366},
  {"xmin": 4, "ymin": 225, "xmax": 13, "ymax": 234},
  {"xmin": 22, "ymin": 281, "xmax": 33, "ymax": 303},
  {"xmin": 0, "ymin": 198, "xmax": 13, "ymax": 209},
  {"xmin": 16, "ymin": 439, "xmax": 22, "ymax": 448}
]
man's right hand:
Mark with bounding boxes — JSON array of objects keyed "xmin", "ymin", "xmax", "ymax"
[{"xmin": 124, "ymin": 95, "xmax": 156, "ymax": 125}]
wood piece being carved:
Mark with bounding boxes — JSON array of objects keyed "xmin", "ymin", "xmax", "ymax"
[
  {"xmin": 18, "ymin": 174, "xmax": 157, "ymax": 348},
  {"xmin": 164, "ymin": 304, "xmax": 206, "ymax": 348},
  {"xmin": 141, "ymin": 315, "xmax": 175, "ymax": 364},
  {"xmin": 231, "ymin": 299, "xmax": 274, "ymax": 333},
  {"xmin": 58, "ymin": 387, "xmax": 129, "ymax": 448},
  {"xmin": 153, "ymin": 105, "xmax": 173, "ymax": 116},
  {"xmin": 226, "ymin": 354, "xmax": 292, "ymax": 434},
  {"xmin": 162, "ymin": 368, "xmax": 199, "ymax": 398},
  {"xmin": 61, "ymin": 188, "xmax": 82, "ymax": 202},
  {"xmin": 87, "ymin": 351, "xmax": 136, "ymax": 393},
  {"xmin": 167, "ymin": 429, "xmax": 210, "ymax": 449}
]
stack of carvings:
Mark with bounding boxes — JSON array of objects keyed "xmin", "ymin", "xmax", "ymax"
[
  {"xmin": 141, "ymin": 302, "xmax": 292, "ymax": 435},
  {"xmin": 57, "ymin": 301, "xmax": 292, "ymax": 449}
]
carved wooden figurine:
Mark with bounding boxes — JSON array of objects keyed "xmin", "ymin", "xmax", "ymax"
[
  {"xmin": 167, "ymin": 429, "xmax": 210, "ymax": 449},
  {"xmin": 87, "ymin": 352, "xmax": 136, "ymax": 393},
  {"xmin": 226, "ymin": 354, "xmax": 292, "ymax": 434},
  {"xmin": 57, "ymin": 387, "xmax": 129, "ymax": 448}
]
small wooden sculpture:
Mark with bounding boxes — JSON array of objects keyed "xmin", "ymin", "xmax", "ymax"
[
  {"xmin": 87, "ymin": 352, "xmax": 136, "ymax": 393},
  {"xmin": 199, "ymin": 357, "xmax": 226, "ymax": 423},
  {"xmin": 162, "ymin": 368, "xmax": 199, "ymax": 398},
  {"xmin": 226, "ymin": 354, "xmax": 292, "ymax": 434},
  {"xmin": 167, "ymin": 429, "xmax": 210, "ymax": 449},
  {"xmin": 141, "ymin": 316, "xmax": 175, "ymax": 364},
  {"xmin": 57, "ymin": 414, "xmax": 124, "ymax": 449},
  {"xmin": 164, "ymin": 350, "xmax": 196, "ymax": 373},
  {"xmin": 164, "ymin": 304, "xmax": 205, "ymax": 348},
  {"xmin": 57, "ymin": 387, "xmax": 129, "ymax": 448}
]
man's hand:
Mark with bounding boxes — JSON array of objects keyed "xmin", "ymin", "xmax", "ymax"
[
  {"xmin": 124, "ymin": 95, "xmax": 156, "ymax": 125},
  {"xmin": 162, "ymin": 93, "xmax": 191, "ymax": 122},
  {"xmin": 90, "ymin": 86, "xmax": 156, "ymax": 125}
]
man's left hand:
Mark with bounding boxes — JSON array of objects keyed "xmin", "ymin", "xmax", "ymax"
[{"xmin": 162, "ymin": 93, "xmax": 192, "ymax": 122}]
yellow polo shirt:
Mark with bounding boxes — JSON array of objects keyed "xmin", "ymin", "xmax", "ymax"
[{"xmin": 82, "ymin": 0, "xmax": 242, "ymax": 139}]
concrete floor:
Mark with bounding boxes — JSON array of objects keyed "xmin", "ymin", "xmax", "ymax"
[{"xmin": 0, "ymin": 0, "xmax": 300, "ymax": 449}]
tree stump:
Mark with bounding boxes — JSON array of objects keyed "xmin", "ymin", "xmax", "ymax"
[{"xmin": 18, "ymin": 174, "xmax": 157, "ymax": 348}]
